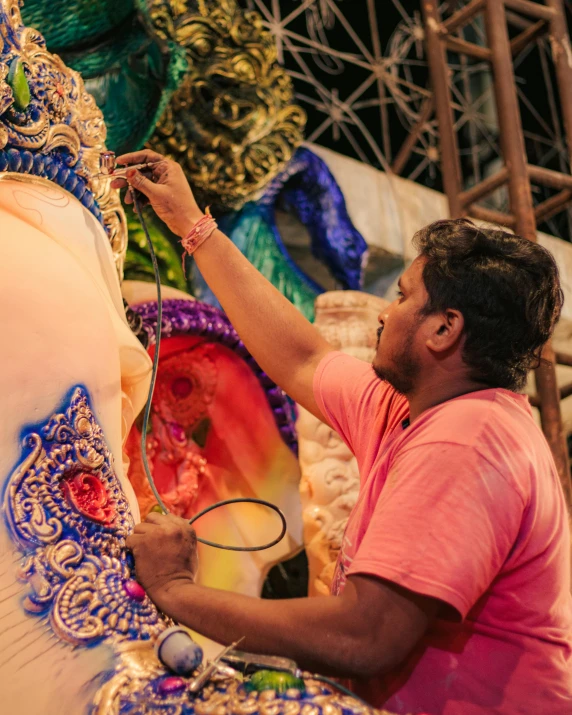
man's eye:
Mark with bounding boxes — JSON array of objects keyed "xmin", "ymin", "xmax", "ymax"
[{"xmin": 396, "ymin": 290, "xmax": 404, "ymax": 298}]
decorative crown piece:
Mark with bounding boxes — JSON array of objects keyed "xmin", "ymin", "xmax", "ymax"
[{"xmin": 0, "ymin": 0, "xmax": 127, "ymax": 276}]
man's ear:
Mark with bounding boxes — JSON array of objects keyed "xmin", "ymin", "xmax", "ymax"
[{"xmin": 426, "ymin": 309, "xmax": 464, "ymax": 353}]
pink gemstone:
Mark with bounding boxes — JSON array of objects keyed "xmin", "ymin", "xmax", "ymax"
[
  {"xmin": 123, "ymin": 579, "xmax": 146, "ymax": 602},
  {"xmin": 157, "ymin": 677, "xmax": 186, "ymax": 696},
  {"xmin": 169, "ymin": 422, "xmax": 186, "ymax": 442}
]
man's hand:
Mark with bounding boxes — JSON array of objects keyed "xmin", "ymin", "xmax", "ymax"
[
  {"xmin": 111, "ymin": 150, "xmax": 203, "ymax": 238},
  {"xmin": 113, "ymin": 149, "xmax": 333, "ymax": 421},
  {"xmin": 126, "ymin": 512, "xmax": 199, "ymax": 603}
]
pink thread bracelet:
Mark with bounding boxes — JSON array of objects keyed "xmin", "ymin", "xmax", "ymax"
[{"xmin": 180, "ymin": 208, "xmax": 218, "ymax": 268}]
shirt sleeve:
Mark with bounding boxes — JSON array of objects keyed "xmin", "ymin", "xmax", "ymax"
[
  {"xmin": 313, "ymin": 352, "xmax": 407, "ymax": 458},
  {"xmin": 346, "ymin": 442, "xmax": 525, "ymax": 618}
]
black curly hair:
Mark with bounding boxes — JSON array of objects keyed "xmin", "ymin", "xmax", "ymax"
[{"xmin": 412, "ymin": 218, "xmax": 564, "ymax": 392}]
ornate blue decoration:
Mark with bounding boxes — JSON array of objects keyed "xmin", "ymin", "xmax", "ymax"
[
  {"xmin": 192, "ymin": 148, "xmax": 368, "ymax": 321},
  {"xmin": 259, "ymin": 147, "xmax": 368, "ymax": 291},
  {"xmin": 3, "ymin": 386, "xmax": 164, "ymax": 644}
]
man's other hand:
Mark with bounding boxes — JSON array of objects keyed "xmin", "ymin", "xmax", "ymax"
[{"xmin": 126, "ymin": 512, "xmax": 198, "ymax": 602}]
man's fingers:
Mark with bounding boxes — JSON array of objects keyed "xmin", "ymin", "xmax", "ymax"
[
  {"xmin": 133, "ymin": 522, "xmax": 155, "ymax": 535},
  {"xmin": 117, "ymin": 149, "xmax": 164, "ymax": 166},
  {"xmin": 170, "ymin": 514, "xmax": 195, "ymax": 531},
  {"xmin": 110, "ymin": 177, "xmax": 127, "ymax": 190},
  {"xmin": 145, "ymin": 511, "xmax": 169, "ymax": 525},
  {"xmin": 126, "ymin": 169, "xmax": 158, "ymax": 200},
  {"xmin": 153, "ymin": 162, "xmax": 169, "ymax": 181},
  {"xmin": 126, "ymin": 533, "xmax": 141, "ymax": 550}
]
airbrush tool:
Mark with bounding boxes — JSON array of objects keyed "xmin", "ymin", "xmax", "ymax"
[
  {"xmin": 98, "ymin": 150, "xmax": 164, "ymax": 179},
  {"xmin": 188, "ymin": 638, "xmax": 245, "ymax": 694}
]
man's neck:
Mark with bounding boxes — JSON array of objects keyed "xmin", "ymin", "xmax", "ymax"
[{"xmin": 407, "ymin": 377, "xmax": 493, "ymax": 423}]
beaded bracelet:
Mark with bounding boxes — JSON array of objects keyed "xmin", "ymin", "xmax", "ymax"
[{"xmin": 180, "ymin": 207, "xmax": 218, "ymax": 268}]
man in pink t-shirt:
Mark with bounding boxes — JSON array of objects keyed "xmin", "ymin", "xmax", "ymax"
[
  {"xmin": 117, "ymin": 153, "xmax": 572, "ymax": 714},
  {"xmin": 314, "ymin": 352, "xmax": 572, "ymax": 712}
]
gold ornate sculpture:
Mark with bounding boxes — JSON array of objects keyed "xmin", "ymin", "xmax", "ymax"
[
  {"xmin": 0, "ymin": 0, "xmax": 127, "ymax": 275},
  {"xmin": 140, "ymin": 0, "xmax": 306, "ymax": 210}
]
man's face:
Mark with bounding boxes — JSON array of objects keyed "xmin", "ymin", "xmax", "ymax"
[{"xmin": 373, "ymin": 257, "xmax": 431, "ymax": 395}]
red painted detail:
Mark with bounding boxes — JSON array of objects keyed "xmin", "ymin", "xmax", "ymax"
[{"xmin": 61, "ymin": 472, "xmax": 116, "ymax": 524}]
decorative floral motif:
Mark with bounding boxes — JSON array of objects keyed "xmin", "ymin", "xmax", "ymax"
[
  {"xmin": 143, "ymin": 414, "xmax": 208, "ymax": 517},
  {"xmin": 0, "ymin": 0, "xmax": 127, "ymax": 276},
  {"xmin": 61, "ymin": 471, "xmax": 116, "ymax": 524},
  {"xmin": 3, "ymin": 386, "xmax": 164, "ymax": 644},
  {"xmin": 133, "ymin": 298, "xmax": 298, "ymax": 454},
  {"xmin": 155, "ymin": 345, "xmax": 218, "ymax": 429}
]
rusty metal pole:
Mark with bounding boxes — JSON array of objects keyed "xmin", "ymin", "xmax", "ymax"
[
  {"xmin": 484, "ymin": 0, "xmax": 571, "ymax": 500},
  {"xmin": 421, "ymin": 0, "xmax": 464, "ymax": 217},
  {"xmin": 545, "ymin": 0, "xmax": 572, "ymax": 163}
]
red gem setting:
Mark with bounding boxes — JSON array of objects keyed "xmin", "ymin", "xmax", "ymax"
[{"xmin": 61, "ymin": 472, "xmax": 116, "ymax": 525}]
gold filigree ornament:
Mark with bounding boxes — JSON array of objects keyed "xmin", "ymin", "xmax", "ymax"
[
  {"xmin": 0, "ymin": 0, "xmax": 127, "ymax": 276},
  {"xmin": 139, "ymin": 0, "xmax": 306, "ymax": 211}
]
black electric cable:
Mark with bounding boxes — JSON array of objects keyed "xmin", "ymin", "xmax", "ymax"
[{"xmin": 132, "ymin": 190, "xmax": 287, "ymax": 552}]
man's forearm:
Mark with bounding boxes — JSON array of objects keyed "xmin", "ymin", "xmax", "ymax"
[
  {"xmin": 153, "ymin": 580, "xmax": 380, "ymax": 678},
  {"xmin": 192, "ymin": 229, "xmax": 332, "ymax": 412}
]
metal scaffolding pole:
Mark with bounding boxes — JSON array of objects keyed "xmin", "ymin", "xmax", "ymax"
[{"xmin": 421, "ymin": 0, "xmax": 572, "ymax": 503}]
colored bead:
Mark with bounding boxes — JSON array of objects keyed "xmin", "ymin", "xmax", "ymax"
[
  {"xmin": 157, "ymin": 677, "xmax": 186, "ymax": 696},
  {"xmin": 169, "ymin": 422, "xmax": 187, "ymax": 441},
  {"xmin": 123, "ymin": 579, "xmax": 146, "ymax": 603},
  {"xmin": 247, "ymin": 670, "xmax": 306, "ymax": 695}
]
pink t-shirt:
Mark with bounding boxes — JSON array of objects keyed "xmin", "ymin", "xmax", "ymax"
[{"xmin": 314, "ymin": 352, "xmax": 572, "ymax": 715}]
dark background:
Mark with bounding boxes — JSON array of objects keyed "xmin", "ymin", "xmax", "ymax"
[{"xmin": 242, "ymin": 0, "xmax": 572, "ymax": 241}]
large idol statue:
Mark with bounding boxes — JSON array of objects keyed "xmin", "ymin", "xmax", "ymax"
[{"xmin": 0, "ymin": 3, "xmax": 385, "ymax": 713}]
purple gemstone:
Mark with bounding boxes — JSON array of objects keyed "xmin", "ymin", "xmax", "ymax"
[
  {"xmin": 123, "ymin": 579, "xmax": 146, "ymax": 602},
  {"xmin": 157, "ymin": 676, "xmax": 187, "ymax": 696},
  {"xmin": 169, "ymin": 422, "xmax": 186, "ymax": 442}
]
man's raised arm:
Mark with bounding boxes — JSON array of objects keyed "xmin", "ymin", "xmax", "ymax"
[{"xmin": 113, "ymin": 151, "xmax": 333, "ymax": 419}]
